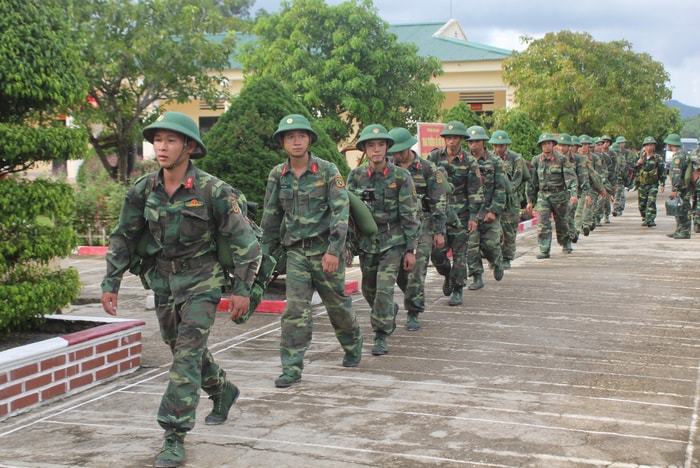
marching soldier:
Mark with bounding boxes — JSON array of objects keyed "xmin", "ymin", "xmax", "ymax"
[
  {"xmin": 665, "ymin": 133, "xmax": 691, "ymax": 238},
  {"xmin": 389, "ymin": 127, "xmax": 447, "ymax": 330},
  {"xmin": 347, "ymin": 124, "xmax": 420, "ymax": 355},
  {"xmin": 526, "ymin": 132, "xmax": 577, "ymax": 258},
  {"xmin": 634, "ymin": 136, "xmax": 665, "ymax": 228}
]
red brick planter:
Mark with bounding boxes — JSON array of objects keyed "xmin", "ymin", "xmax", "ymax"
[{"xmin": 0, "ymin": 315, "xmax": 145, "ymax": 420}]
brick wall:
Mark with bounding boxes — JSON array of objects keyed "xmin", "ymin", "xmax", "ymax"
[{"xmin": 0, "ymin": 315, "xmax": 145, "ymax": 420}]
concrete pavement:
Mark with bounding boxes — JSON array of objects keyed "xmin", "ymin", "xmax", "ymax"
[{"xmin": 1, "ymin": 190, "xmax": 700, "ymax": 468}]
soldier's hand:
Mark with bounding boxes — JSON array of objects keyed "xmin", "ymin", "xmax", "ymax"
[
  {"xmin": 525, "ymin": 203, "xmax": 534, "ymax": 215},
  {"xmin": 101, "ymin": 292, "xmax": 118, "ymax": 316},
  {"xmin": 586, "ymin": 195, "xmax": 591, "ymax": 207},
  {"xmin": 484, "ymin": 212, "xmax": 497, "ymax": 223},
  {"xmin": 569, "ymin": 196, "xmax": 578, "ymax": 206},
  {"xmin": 322, "ymin": 253, "xmax": 339, "ymax": 273},
  {"xmin": 467, "ymin": 220, "xmax": 478, "ymax": 234},
  {"xmin": 660, "ymin": 185, "xmax": 665, "ymax": 194},
  {"xmin": 433, "ymin": 233, "xmax": 445, "ymax": 250},
  {"xmin": 228, "ymin": 295, "xmax": 250, "ymax": 322},
  {"xmin": 671, "ymin": 190, "xmax": 677, "ymax": 199},
  {"xmin": 402, "ymin": 252, "xmax": 416, "ymax": 271}
]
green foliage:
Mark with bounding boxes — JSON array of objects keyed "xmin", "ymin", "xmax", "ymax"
[
  {"xmin": 0, "ymin": 0, "xmax": 87, "ymax": 124},
  {"xmin": 503, "ymin": 31, "xmax": 674, "ymax": 146},
  {"xmin": 0, "ymin": 0, "xmax": 89, "ymax": 174},
  {"xmin": 72, "ymin": 0, "xmax": 241, "ymax": 184},
  {"xmin": 0, "ymin": 178, "xmax": 81, "ymax": 335},
  {"xmin": 682, "ymin": 115, "xmax": 700, "ymax": 139},
  {"xmin": 240, "ymin": 0, "xmax": 443, "ymax": 143},
  {"xmin": 490, "ymin": 109, "xmax": 541, "ymax": 160},
  {"xmin": 0, "ymin": 268, "xmax": 81, "ymax": 336},
  {"xmin": 73, "ymin": 155, "xmax": 156, "ymax": 243},
  {"xmin": 199, "ymin": 75, "xmax": 348, "ymax": 215}
]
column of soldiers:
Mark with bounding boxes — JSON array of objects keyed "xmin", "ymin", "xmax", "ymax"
[{"xmin": 104, "ymin": 109, "xmax": 697, "ymax": 467}]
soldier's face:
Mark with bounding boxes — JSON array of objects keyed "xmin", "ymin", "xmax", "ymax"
[
  {"xmin": 365, "ymin": 139, "xmax": 388, "ymax": 165},
  {"xmin": 152, "ymin": 130, "xmax": 193, "ymax": 167},
  {"xmin": 579, "ymin": 144, "xmax": 590, "ymax": 155},
  {"xmin": 444, "ymin": 135, "xmax": 463, "ymax": 152},
  {"xmin": 540, "ymin": 141, "xmax": 554, "ymax": 154},
  {"xmin": 493, "ymin": 144, "xmax": 507, "ymax": 155},
  {"xmin": 391, "ymin": 148, "xmax": 412, "ymax": 165},
  {"xmin": 467, "ymin": 139, "xmax": 485, "ymax": 155},
  {"xmin": 283, "ymin": 130, "xmax": 311, "ymax": 158}
]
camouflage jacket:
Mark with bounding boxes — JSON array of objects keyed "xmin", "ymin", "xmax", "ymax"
[
  {"xmin": 497, "ymin": 149, "xmax": 529, "ymax": 212},
  {"xmin": 428, "ymin": 147, "xmax": 484, "ymax": 224},
  {"xmin": 579, "ymin": 151, "xmax": 605, "ymax": 194},
  {"xmin": 600, "ymin": 150, "xmax": 618, "ymax": 186},
  {"xmin": 101, "ymin": 163, "xmax": 262, "ymax": 298},
  {"xmin": 567, "ymin": 151, "xmax": 591, "ymax": 196},
  {"xmin": 393, "ymin": 151, "xmax": 447, "ymax": 235},
  {"xmin": 668, "ymin": 149, "xmax": 689, "ymax": 192},
  {"xmin": 473, "ymin": 149, "xmax": 506, "ymax": 218},
  {"xmin": 527, "ymin": 151, "xmax": 577, "ymax": 203},
  {"xmin": 347, "ymin": 161, "xmax": 420, "ymax": 254},
  {"xmin": 261, "ymin": 152, "xmax": 349, "ymax": 258},
  {"xmin": 635, "ymin": 152, "xmax": 666, "ymax": 187}
]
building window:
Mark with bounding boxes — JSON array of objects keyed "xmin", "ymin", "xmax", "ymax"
[{"xmin": 199, "ymin": 117, "xmax": 219, "ymax": 135}]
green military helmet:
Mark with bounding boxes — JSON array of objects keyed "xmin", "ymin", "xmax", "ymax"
[
  {"xmin": 387, "ymin": 127, "xmax": 418, "ymax": 153},
  {"xmin": 143, "ymin": 112, "xmax": 207, "ymax": 158},
  {"xmin": 571, "ymin": 135, "xmax": 581, "ymax": 146},
  {"xmin": 664, "ymin": 133, "xmax": 682, "ymax": 146},
  {"xmin": 272, "ymin": 114, "xmax": 318, "ymax": 145},
  {"xmin": 578, "ymin": 134, "xmax": 594, "ymax": 145},
  {"xmin": 440, "ymin": 121, "xmax": 469, "ymax": 138},
  {"xmin": 642, "ymin": 136, "xmax": 657, "ymax": 145},
  {"xmin": 466, "ymin": 125, "xmax": 490, "ymax": 141},
  {"xmin": 556, "ymin": 133, "xmax": 572, "ymax": 146},
  {"xmin": 488, "ymin": 130, "xmax": 512, "ymax": 145},
  {"xmin": 356, "ymin": 124, "xmax": 394, "ymax": 152},
  {"xmin": 594, "ymin": 137, "xmax": 604, "ymax": 145},
  {"xmin": 601, "ymin": 134, "xmax": 613, "ymax": 142},
  {"xmin": 615, "ymin": 136, "xmax": 627, "ymax": 143},
  {"xmin": 537, "ymin": 132, "xmax": 557, "ymax": 146},
  {"xmin": 611, "ymin": 142, "xmax": 620, "ymax": 151}
]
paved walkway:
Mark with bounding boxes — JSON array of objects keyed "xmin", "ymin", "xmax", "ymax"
[{"xmin": 1, "ymin": 191, "xmax": 700, "ymax": 468}]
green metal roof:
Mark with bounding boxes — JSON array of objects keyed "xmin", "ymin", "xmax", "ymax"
[{"xmin": 388, "ymin": 22, "xmax": 514, "ymax": 62}]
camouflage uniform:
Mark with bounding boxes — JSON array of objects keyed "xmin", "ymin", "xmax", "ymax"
[
  {"xmin": 468, "ymin": 126, "xmax": 506, "ymax": 289},
  {"xmin": 576, "ymin": 136, "xmax": 606, "ymax": 236},
  {"xmin": 612, "ymin": 137, "xmax": 633, "ymax": 216},
  {"xmin": 634, "ymin": 137, "xmax": 666, "ymax": 227},
  {"xmin": 262, "ymin": 148, "xmax": 362, "ymax": 384},
  {"xmin": 102, "ymin": 162, "xmax": 262, "ymax": 435},
  {"xmin": 597, "ymin": 136, "xmax": 618, "ymax": 224},
  {"xmin": 391, "ymin": 143, "xmax": 447, "ymax": 324},
  {"xmin": 665, "ymin": 134, "xmax": 691, "ymax": 238},
  {"xmin": 347, "ymin": 124, "xmax": 420, "ymax": 354},
  {"xmin": 689, "ymin": 149, "xmax": 700, "ymax": 233},
  {"xmin": 527, "ymin": 133, "xmax": 577, "ymax": 258},
  {"xmin": 556, "ymin": 134, "xmax": 590, "ymax": 250},
  {"xmin": 428, "ymin": 145, "xmax": 484, "ymax": 303},
  {"xmin": 493, "ymin": 142, "xmax": 529, "ymax": 267}
]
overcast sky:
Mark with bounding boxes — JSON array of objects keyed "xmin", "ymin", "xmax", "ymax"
[{"xmin": 252, "ymin": 0, "xmax": 700, "ymax": 108}]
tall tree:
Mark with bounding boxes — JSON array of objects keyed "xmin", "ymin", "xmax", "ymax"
[
  {"xmin": 502, "ymin": 31, "xmax": 679, "ymax": 146},
  {"xmin": 73, "ymin": 0, "xmax": 242, "ymax": 184},
  {"xmin": 240, "ymin": 0, "xmax": 444, "ymax": 144},
  {"xmin": 199, "ymin": 75, "xmax": 349, "ymax": 214}
]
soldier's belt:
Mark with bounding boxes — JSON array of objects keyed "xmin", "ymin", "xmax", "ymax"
[
  {"xmin": 156, "ymin": 253, "xmax": 217, "ymax": 274},
  {"xmin": 288, "ymin": 235, "xmax": 327, "ymax": 250},
  {"xmin": 541, "ymin": 186, "xmax": 565, "ymax": 193}
]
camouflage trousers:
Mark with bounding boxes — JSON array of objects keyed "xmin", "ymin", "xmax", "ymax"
[
  {"xmin": 397, "ymin": 226, "xmax": 432, "ymax": 314},
  {"xmin": 565, "ymin": 197, "xmax": 578, "ymax": 241},
  {"xmin": 637, "ymin": 184, "xmax": 659, "ymax": 223},
  {"xmin": 582, "ymin": 192, "xmax": 600, "ymax": 230},
  {"xmin": 359, "ymin": 245, "xmax": 404, "ymax": 335},
  {"xmin": 671, "ymin": 191, "xmax": 692, "ymax": 236},
  {"xmin": 574, "ymin": 194, "xmax": 587, "ymax": 232},
  {"xmin": 597, "ymin": 190, "xmax": 612, "ymax": 221},
  {"xmin": 469, "ymin": 217, "xmax": 503, "ymax": 275},
  {"xmin": 613, "ymin": 185, "xmax": 626, "ymax": 213},
  {"xmin": 500, "ymin": 209, "xmax": 520, "ymax": 262},
  {"xmin": 535, "ymin": 191, "xmax": 570, "ymax": 254},
  {"xmin": 154, "ymin": 288, "xmax": 225, "ymax": 434},
  {"xmin": 431, "ymin": 221, "xmax": 469, "ymax": 289},
  {"xmin": 280, "ymin": 249, "xmax": 362, "ymax": 378}
]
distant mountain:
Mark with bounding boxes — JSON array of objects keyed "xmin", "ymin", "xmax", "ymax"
[{"xmin": 666, "ymin": 100, "xmax": 700, "ymax": 120}]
